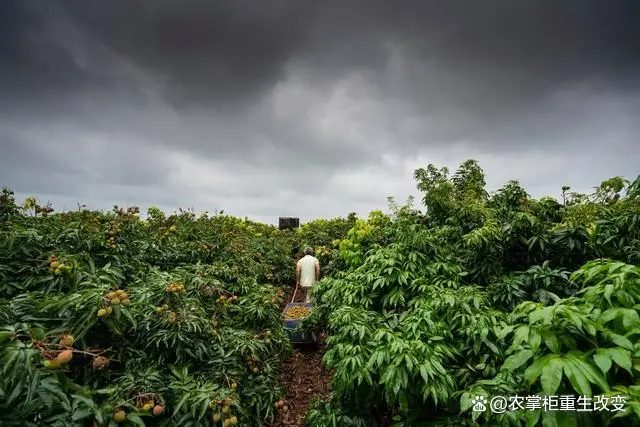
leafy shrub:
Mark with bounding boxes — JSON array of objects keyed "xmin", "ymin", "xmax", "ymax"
[
  {"xmin": 3, "ymin": 161, "xmax": 640, "ymax": 427},
  {"xmin": 303, "ymin": 162, "xmax": 640, "ymax": 427},
  {"xmin": 0, "ymin": 203, "xmax": 296, "ymax": 426}
]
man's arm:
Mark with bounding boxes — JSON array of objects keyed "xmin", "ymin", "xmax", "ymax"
[
  {"xmin": 295, "ymin": 262, "xmax": 301, "ymax": 285},
  {"xmin": 315, "ymin": 260, "xmax": 320, "ymax": 281}
]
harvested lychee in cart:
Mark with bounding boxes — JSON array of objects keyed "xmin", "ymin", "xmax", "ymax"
[{"xmin": 283, "ymin": 305, "xmax": 311, "ymax": 319}]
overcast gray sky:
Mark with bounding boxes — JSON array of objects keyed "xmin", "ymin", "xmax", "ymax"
[{"xmin": 1, "ymin": 0, "xmax": 639, "ymax": 224}]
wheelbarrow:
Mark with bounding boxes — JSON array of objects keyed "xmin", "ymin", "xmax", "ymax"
[{"xmin": 282, "ymin": 287, "xmax": 317, "ymax": 345}]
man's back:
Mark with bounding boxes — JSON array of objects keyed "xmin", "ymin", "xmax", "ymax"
[{"xmin": 298, "ymin": 254, "xmax": 319, "ymax": 288}]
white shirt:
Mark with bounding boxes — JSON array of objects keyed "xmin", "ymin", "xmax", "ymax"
[{"xmin": 297, "ymin": 255, "xmax": 319, "ymax": 288}]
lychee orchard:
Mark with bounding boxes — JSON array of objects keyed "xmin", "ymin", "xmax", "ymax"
[{"xmin": 1, "ymin": 162, "xmax": 640, "ymax": 426}]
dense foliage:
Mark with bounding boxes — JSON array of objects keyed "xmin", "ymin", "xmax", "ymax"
[
  {"xmin": 0, "ymin": 191, "xmax": 302, "ymax": 427},
  {"xmin": 304, "ymin": 161, "xmax": 640, "ymax": 427},
  {"xmin": 3, "ymin": 158, "xmax": 640, "ymax": 427}
]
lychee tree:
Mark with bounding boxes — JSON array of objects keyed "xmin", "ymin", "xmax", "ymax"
[
  {"xmin": 302, "ymin": 162, "xmax": 640, "ymax": 427},
  {"xmin": 0, "ymin": 203, "xmax": 299, "ymax": 426}
]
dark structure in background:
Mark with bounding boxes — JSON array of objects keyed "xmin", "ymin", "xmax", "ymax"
[{"xmin": 279, "ymin": 217, "xmax": 299, "ymax": 230}]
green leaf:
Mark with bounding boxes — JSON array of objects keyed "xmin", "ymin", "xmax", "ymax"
[
  {"xmin": 529, "ymin": 328, "xmax": 542, "ymax": 353},
  {"xmin": 7, "ymin": 377, "xmax": 25, "ymax": 405},
  {"xmin": 562, "ymin": 358, "xmax": 592, "ymax": 396},
  {"xmin": 554, "ymin": 411, "xmax": 577, "ymax": 427},
  {"xmin": 524, "ymin": 410, "xmax": 541, "ymax": 427},
  {"xmin": 524, "ymin": 354, "xmax": 556, "ymax": 384},
  {"xmin": 541, "ymin": 410, "xmax": 559, "ymax": 427},
  {"xmin": 30, "ymin": 328, "xmax": 46, "ymax": 340},
  {"xmin": 623, "ymin": 309, "xmax": 640, "ymax": 329},
  {"xmin": 608, "ymin": 348, "xmax": 633, "ymax": 374},
  {"xmin": 25, "ymin": 369, "xmax": 40, "ymax": 405},
  {"xmin": 0, "ymin": 331, "xmax": 14, "ymax": 343},
  {"xmin": 609, "ymin": 333, "xmax": 634, "ymax": 351},
  {"xmin": 540, "ymin": 358, "xmax": 564, "ymax": 395},
  {"xmin": 173, "ymin": 392, "xmax": 190, "ymax": 415},
  {"xmin": 542, "ymin": 331, "xmax": 561, "ymax": 353},
  {"xmin": 566, "ymin": 352, "xmax": 610, "ymax": 393},
  {"xmin": 529, "ymin": 306, "xmax": 553, "ymax": 324},
  {"xmin": 593, "ymin": 349, "xmax": 612, "ymax": 375},
  {"xmin": 502, "ymin": 349, "xmax": 534, "ymax": 372},
  {"xmin": 604, "ymin": 284, "xmax": 614, "ymax": 307},
  {"xmin": 127, "ymin": 413, "xmax": 147, "ymax": 426},
  {"xmin": 460, "ymin": 393, "xmax": 473, "ymax": 413},
  {"xmin": 511, "ymin": 325, "xmax": 530, "ymax": 349},
  {"xmin": 72, "ymin": 409, "xmax": 94, "ymax": 421}
]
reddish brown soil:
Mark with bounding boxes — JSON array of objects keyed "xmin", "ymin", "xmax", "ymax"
[
  {"xmin": 268, "ymin": 335, "xmax": 333, "ymax": 427},
  {"xmin": 266, "ymin": 285, "xmax": 333, "ymax": 426}
]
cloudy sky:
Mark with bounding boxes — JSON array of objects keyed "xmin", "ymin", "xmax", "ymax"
[{"xmin": 1, "ymin": 0, "xmax": 639, "ymax": 224}]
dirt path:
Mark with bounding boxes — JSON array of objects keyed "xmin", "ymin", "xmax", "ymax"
[
  {"xmin": 267, "ymin": 284, "xmax": 333, "ymax": 426},
  {"xmin": 269, "ymin": 336, "xmax": 333, "ymax": 427}
]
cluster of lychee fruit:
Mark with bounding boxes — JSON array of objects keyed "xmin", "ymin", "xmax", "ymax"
[
  {"xmin": 155, "ymin": 303, "xmax": 170, "ymax": 313},
  {"xmin": 97, "ymin": 306, "xmax": 113, "ymax": 318},
  {"xmin": 92, "ymin": 355, "xmax": 110, "ymax": 370},
  {"xmin": 106, "ymin": 220, "xmax": 121, "ymax": 249},
  {"xmin": 137, "ymin": 397, "xmax": 164, "ymax": 416},
  {"xmin": 112, "ymin": 399, "xmax": 164, "ymax": 423},
  {"xmin": 260, "ymin": 329, "xmax": 273, "ymax": 345},
  {"xmin": 209, "ymin": 396, "xmax": 238, "ymax": 425},
  {"xmin": 41, "ymin": 335, "xmax": 75, "ymax": 369},
  {"xmin": 48, "ymin": 255, "xmax": 72, "ymax": 276},
  {"xmin": 107, "ymin": 289, "xmax": 130, "ymax": 305},
  {"xmin": 155, "ymin": 304, "xmax": 178, "ymax": 323},
  {"xmin": 166, "ymin": 282, "xmax": 186, "ymax": 294},
  {"xmin": 161, "ymin": 224, "xmax": 178, "ymax": 238},
  {"xmin": 97, "ymin": 289, "xmax": 130, "ymax": 317},
  {"xmin": 275, "ymin": 399, "xmax": 289, "ymax": 414},
  {"xmin": 216, "ymin": 294, "xmax": 238, "ymax": 307},
  {"xmin": 246, "ymin": 355, "xmax": 265, "ymax": 375},
  {"xmin": 113, "ymin": 205, "xmax": 141, "ymax": 219}
]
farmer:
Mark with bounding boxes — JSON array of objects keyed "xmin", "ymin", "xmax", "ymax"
[{"xmin": 295, "ymin": 246, "xmax": 320, "ymax": 303}]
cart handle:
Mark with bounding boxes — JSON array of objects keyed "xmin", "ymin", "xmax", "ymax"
[{"xmin": 290, "ymin": 285, "xmax": 298, "ymax": 304}]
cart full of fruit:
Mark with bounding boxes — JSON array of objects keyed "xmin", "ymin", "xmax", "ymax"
[{"xmin": 282, "ymin": 289, "xmax": 316, "ymax": 344}]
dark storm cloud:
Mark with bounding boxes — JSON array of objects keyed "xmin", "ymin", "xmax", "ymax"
[
  {"xmin": 1, "ymin": 0, "xmax": 639, "ymax": 220},
  {"xmin": 1, "ymin": 0, "xmax": 310, "ymax": 109},
  {"xmin": 4, "ymin": 0, "xmax": 639, "ymax": 108}
]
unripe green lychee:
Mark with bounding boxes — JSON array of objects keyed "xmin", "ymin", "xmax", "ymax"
[{"xmin": 113, "ymin": 410, "xmax": 126, "ymax": 423}]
